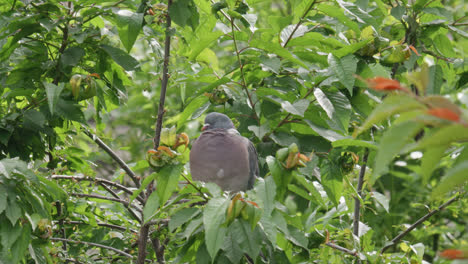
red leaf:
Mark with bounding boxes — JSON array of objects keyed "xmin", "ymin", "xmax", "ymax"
[
  {"xmin": 427, "ymin": 107, "xmax": 460, "ymax": 122},
  {"xmin": 366, "ymin": 77, "xmax": 404, "ymax": 91},
  {"xmin": 440, "ymin": 249, "xmax": 467, "ymax": 260}
]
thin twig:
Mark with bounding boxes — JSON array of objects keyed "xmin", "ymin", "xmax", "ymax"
[
  {"xmin": 181, "ymin": 173, "xmax": 210, "ymax": 201},
  {"xmin": 230, "ymin": 19, "xmax": 260, "ymax": 123},
  {"xmin": 70, "ymin": 192, "xmax": 142, "ymax": 215},
  {"xmin": 51, "ymin": 175, "xmax": 145, "ymax": 204},
  {"xmin": 209, "ymin": 0, "xmax": 240, "ymax": 31},
  {"xmin": 353, "ymin": 148, "xmax": 369, "ymax": 236},
  {"xmin": 421, "ymin": 47, "xmax": 454, "ymax": 62},
  {"xmin": 325, "ymin": 242, "xmax": 357, "ymax": 256},
  {"xmin": 63, "ymin": 220, "xmax": 138, "ymax": 233},
  {"xmin": 51, "ymin": 237, "xmax": 133, "ymax": 258},
  {"xmin": 381, "ymin": 195, "xmax": 460, "ymax": 253},
  {"xmin": 283, "ymin": 0, "xmax": 317, "ymax": 48},
  {"xmin": 82, "ymin": 129, "xmax": 141, "ymax": 188}
]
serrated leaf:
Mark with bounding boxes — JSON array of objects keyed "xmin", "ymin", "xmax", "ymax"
[
  {"xmin": 321, "ymin": 160, "xmax": 343, "ymax": 206},
  {"xmin": 421, "ymin": 146, "xmax": 446, "ymax": 183},
  {"xmin": 55, "ymin": 99, "xmax": 85, "ymax": 123},
  {"xmin": 60, "ymin": 47, "xmax": 85, "ymax": 67},
  {"xmin": 203, "ymin": 197, "xmax": 230, "ymax": 260},
  {"xmin": 412, "ymin": 124, "xmax": 468, "ymax": 151},
  {"xmin": 354, "ymin": 95, "xmax": 425, "ymax": 137},
  {"xmin": 373, "ymin": 121, "xmax": 424, "ymax": 182},
  {"xmin": 230, "ymin": 220, "xmax": 262, "ymax": 259},
  {"xmin": 314, "ymin": 88, "xmax": 351, "ymax": 131},
  {"xmin": 256, "ymin": 176, "xmax": 276, "ymax": 217},
  {"xmin": 156, "ymin": 164, "xmax": 183, "ymax": 205},
  {"xmin": 169, "ymin": 208, "xmax": 201, "ymax": 232},
  {"xmin": 305, "ymin": 120, "xmax": 345, "ymax": 142},
  {"xmin": 316, "ymin": 3, "xmax": 360, "ymax": 35},
  {"xmin": 222, "ymin": 227, "xmax": 243, "ymax": 264},
  {"xmin": 332, "ymin": 138, "xmax": 377, "ymax": 149},
  {"xmin": 371, "ymin": 191, "xmax": 389, "ymax": 212},
  {"xmin": 0, "ymin": 185, "xmax": 7, "ymax": 214},
  {"xmin": 100, "ymin": 44, "xmax": 139, "ymax": 71},
  {"xmin": 23, "ymin": 109, "xmax": 45, "ymax": 131},
  {"xmin": 44, "ymin": 82, "xmax": 65, "ymax": 115},
  {"xmin": 432, "ymin": 162, "xmax": 468, "ymax": 197},
  {"xmin": 328, "ymin": 54, "xmax": 357, "ymax": 95},
  {"xmin": 333, "ymin": 38, "xmax": 373, "ymax": 58},
  {"xmin": 177, "ymin": 95, "xmax": 209, "ymax": 128},
  {"xmin": 114, "ymin": 10, "xmax": 143, "ymax": 52},
  {"xmin": 143, "ymin": 191, "xmax": 160, "ymax": 224},
  {"xmin": 266, "ymin": 156, "xmax": 292, "ymax": 199},
  {"xmin": 281, "ymin": 99, "xmax": 309, "ymax": 117},
  {"xmin": 6, "ymin": 198, "xmax": 22, "ymax": 225}
]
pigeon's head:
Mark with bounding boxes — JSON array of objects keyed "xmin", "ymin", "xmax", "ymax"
[{"xmin": 202, "ymin": 112, "xmax": 235, "ymax": 131}]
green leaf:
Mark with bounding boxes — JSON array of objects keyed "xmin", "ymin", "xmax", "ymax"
[
  {"xmin": 60, "ymin": 47, "xmax": 85, "ymax": 67},
  {"xmin": 256, "ymin": 176, "xmax": 276, "ymax": 217},
  {"xmin": 354, "ymin": 95, "xmax": 425, "ymax": 137},
  {"xmin": 44, "ymin": 82, "xmax": 65, "ymax": 115},
  {"xmin": 23, "ymin": 109, "xmax": 45, "ymax": 131},
  {"xmin": 230, "ymin": 220, "xmax": 262, "ymax": 259},
  {"xmin": 6, "ymin": 198, "xmax": 22, "ymax": 225},
  {"xmin": 143, "ymin": 191, "xmax": 160, "ymax": 224},
  {"xmin": 293, "ymin": 173, "xmax": 324, "ymax": 206},
  {"xmin": 114, "ymin": 10, "xmax": 144, "ymax": 52},
  {"xmin": 420, "ymin": 146, "xmax": 446, "ymax": 183},
  {"xmin": 223, "ymin": 227, "xmax": 243, "ymax": 264},
  {"xmin": 332, "ymin": 138, "xmax": 377, "ymax": 149},
  {"xmin": 314, "ymin": 88, "xmax": 351, "ymax": 132},
  {"xmin": 248, "ymin": 122, "xmax": 269, "ymax": 140},
  {"xmin": 55, "ymin": 99, "xmax": 85, "ymax": 123},
  {"xmin": 266, "ymin": 156, "xmax": 292, "ymax": 199},
  {"xmin": 373, "ymin": 121, "xmax": 424, "ymax": 182},
  {"xmin": 333, "ymin": 38, "xmax": 373, "ymax": 58},
  {"xmin": 0, "ymin": 185, "xmax": 7, "ymax": 214},
  {"xmin": 169, "ymin": 208, "xmax": 201, "ymax": 232},
  {"xmin": 170, "ymin": 0, "xmax": 199, "ymax": 30},
  {"xmin": 412, "ymin": 124, "xmax": 468, "ymax": 151},
  {"xmin": 156, "ymin": 164, "xmax": 183, "ymax": 206},
  {"xmin": 432, "ymin": 161, "xmax": 468, "ymax": 197},
  {"xmin": 305, "ymin": 120, "xmax": 345, "ymax": 142},
  {"xmin": 433, "ymin": 34, "xmax": 456, "ymax": 58},
  {"xmin": 328, "ymin": 54, "xmax": 357, "ymax": 95},
  {"xmin": 316, "ymin": 3, "xmax": 360, "ymax": 35},
  {"xmin": 371, "ymin": 191, "xmax": 389, "ymax": 212},
  {"xmin": 336, "ymin": 0, "xmax": 378, "ymax": 29},
  {"xmin": 281, "ymin": 99, "xmax": 310, "ymax": 117},
  {"xmin": 10, "ymin": 224, "xmax": 31, "ymax": 264},
  {"xmin": 178, "ymin": 95, "xmax": 210, "ymax": 128},
  {"xmin": 100, "ymin": 44, "xmax": 139, "ymax": 71},
  {"xmin": 203, "ymin": 197, "xmax": 230, "ymax": 260},
  {"xmin": 321, "ymin": 160, "xmax": 343, "ymax": 206}
]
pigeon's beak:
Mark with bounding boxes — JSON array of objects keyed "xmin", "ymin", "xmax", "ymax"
[{"xmin": 201, "ymin": 124, "xmax": 209, "ymax": 131}]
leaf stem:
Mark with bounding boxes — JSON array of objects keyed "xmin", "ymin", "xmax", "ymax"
[
  {"xmin": 51, "ymin": 237, "xmax": 134, "ymax": 258},
  {"xmin": 283, "ymin": 0, "xmax": 317, "ymax": 48}
]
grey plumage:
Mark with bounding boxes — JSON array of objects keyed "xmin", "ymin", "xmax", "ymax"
[{"xmin": 189, "ymin": 112, "xmax": 258, "ymax": 192}]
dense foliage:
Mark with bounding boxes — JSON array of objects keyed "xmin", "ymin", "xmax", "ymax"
[{"xmin": 0, "ymin": 0, "xmax": 467, "ymax": 263}]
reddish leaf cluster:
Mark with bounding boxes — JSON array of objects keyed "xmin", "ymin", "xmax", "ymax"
[
  {"xmin": 426, "ymin": 107, "xmax": 461, "ymax": 122},
  {"xmin": 366, "ymin": 77, "xmax": 404, "ymax": 91},
  {"xmin": 440, "ymin": 249, "xmax": 467, "ymax": 260}
]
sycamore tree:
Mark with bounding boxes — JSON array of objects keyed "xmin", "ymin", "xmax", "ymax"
[{"xmin": 0, "ymin": 0, "xmax": 467, "ymax": 263}]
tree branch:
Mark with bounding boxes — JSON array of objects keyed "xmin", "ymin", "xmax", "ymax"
[
  {"xmin": 82, "ymin": 128, "xmax": 141, "ymax": 189},
  {"xmin": 138, "ymin": 0, "xmax": 173, "ymax": 263},
  {"xmin": 51, "ymin": 175, "xmax": 145, "ymax": 204},
  {"xmin": 283, "ymin": 0, "xmax": 317, "ymax": 48},
  {"xmin": 325, "ymin": 242, "xmax": 357, "ymax": 256},
  {"xmin": 51, "ymin": 237, "xmax": 134, "ymax": 258},
  {"xmin": 381, "ymin": 195, "xmax": 460, "ymax": 253},
  {"xmin": 63, "ymin": 220, "xmax": 138, "ymax": 233},
  {"xmin": 353, "ymin": 148, "xmax": 369, "ymax": 236},
  {"xmin": 230, "ymin": 18, "xmax": 260, "ymax": 123}
]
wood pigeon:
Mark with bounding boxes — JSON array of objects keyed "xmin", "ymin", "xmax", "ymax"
[{"xmin": 189, "ymin": 112, "xmax": 259, "ymax": 192}]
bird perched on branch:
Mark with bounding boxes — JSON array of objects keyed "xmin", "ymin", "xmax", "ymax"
[{"xmin": 189, "ymin": 112, "xmax": 258, "ymax": 192}]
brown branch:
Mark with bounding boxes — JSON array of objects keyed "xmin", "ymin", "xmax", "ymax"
[
  {"xmin": 353, "ymin": 148, "xmax": 369, "ymax": 237},
  {"xmin": 283, "ymin": 0, "xmax": 317, "ymax": 48},
  {"xmin": 139, "ymin": 1, "xmax": 173, "ymax": 263},
  {"xmin": 381, "ymin": 195, "xmax": 460, "ymax": 253},
  {"xmin": 325, "ymin": 242, "xmax": 357, "ymax": 256},
  {"xmin": 421, "ymin": 47, "xmax": 455, "ymax": 62},
  {"xmin": 82, "ymin": 128, "xmax": 141, "ymax": 189},
  {"xmin": 51, "ymin": 237, "xmax": 133, "ymax": 258},
  {"xmin": 51, "ymin": 175, "xmax": 145, "ymax": 204}
]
